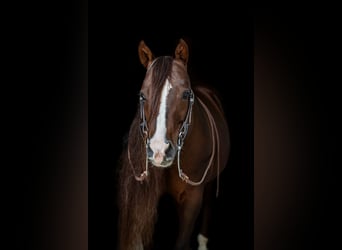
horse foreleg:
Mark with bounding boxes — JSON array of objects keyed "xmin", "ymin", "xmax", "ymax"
[
  {"xmin": 132, "ymin": 240, "xmax": 144, "ymax": 250},
  {"xmin": 174, "ymin": 187, "xmax": 204, "ymax": 250},
  {"xmin": 197, "ymin": 181, "xmax": 215, "ymax": 250}
]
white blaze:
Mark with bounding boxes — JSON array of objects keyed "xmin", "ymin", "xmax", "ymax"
[{"xmin": 149, "ymin": 79, "xmax": 172, "ymax": 166}]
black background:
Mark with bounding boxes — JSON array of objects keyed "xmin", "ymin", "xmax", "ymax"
[
  {"xmin": 17, "ymin": 5, "xmax": 341, "ymax": 250},
  {"xmin": 254, "ymin": 9, "xmax": 341, "ymax": 250}
]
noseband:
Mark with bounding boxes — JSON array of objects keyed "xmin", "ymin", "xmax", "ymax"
[{"xmin": 128, "ymin": 88, "xmax": 219, "ymax": 191}]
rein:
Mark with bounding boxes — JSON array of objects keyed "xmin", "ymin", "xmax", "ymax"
[
  {"xmin": 127, "ymin": 90, "xmax": 221, "ymax": 195},
  {"xmin": 177, "ymin": 96, "xmax": 221, "ymax": 196}
]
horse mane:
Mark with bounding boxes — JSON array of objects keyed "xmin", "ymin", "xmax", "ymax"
[
  {"xmin": 117, "ymin": 105, "xmax": 166, "ymax": 249},
  {"xmin": 117, "ymin": 56, "xmax": 174, "ymax": 249}
]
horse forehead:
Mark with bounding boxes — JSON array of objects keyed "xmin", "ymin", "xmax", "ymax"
[
  {"xmin": 142, "ymin": 69, "xmax": 153, "ymax": 88},
  {"xmin": 142, "ymin": 60, "xmax": 188, "ymax": 89},
  {"xmin": 170, "ymin": 60, "xmax": 189, "ymax": 86}
]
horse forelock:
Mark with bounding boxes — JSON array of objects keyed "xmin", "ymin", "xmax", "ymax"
[{"xmin": 149, "ymin": 56, "xmax": 173, "ymax": 121}]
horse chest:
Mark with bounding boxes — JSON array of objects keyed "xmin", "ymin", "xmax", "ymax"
[{"xmin": 165, "ymin": 167, "xmax": 201, "ymax": 203}]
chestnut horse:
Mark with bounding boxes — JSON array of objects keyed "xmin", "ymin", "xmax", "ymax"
[{"xmin": 117, "ymin": 39, "xmax": 230, "ymax": 250}]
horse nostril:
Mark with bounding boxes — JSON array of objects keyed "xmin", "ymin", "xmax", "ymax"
[{"xmin": 165, "ymin": 141, "xmax": 175, "ymax": 160}]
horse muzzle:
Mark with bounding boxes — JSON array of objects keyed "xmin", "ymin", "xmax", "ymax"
[{"xmin": 147, "ymin": 140, "xmax": 176, "ymax": 167}]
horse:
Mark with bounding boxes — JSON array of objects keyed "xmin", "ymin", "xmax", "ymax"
[{"xmin": 117, "ymin": 38, "xmax": 230, "ymax": 250}]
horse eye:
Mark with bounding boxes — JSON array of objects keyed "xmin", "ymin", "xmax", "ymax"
[
  {"xmin": 139, "ymin": 92, "xmax": 146, "ymax": 101},
  {"xmin": 182, "ymin": 90, "xmax": 190, "ymax": 100}
]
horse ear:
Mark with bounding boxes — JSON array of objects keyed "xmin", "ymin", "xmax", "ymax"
[
  {"xmin": 138, "ymin": 40, "xmax": 154, "ymax": 68},
  {"xmin": 175, "ymin": 38, "xmax": 189, "ymax": 66}
]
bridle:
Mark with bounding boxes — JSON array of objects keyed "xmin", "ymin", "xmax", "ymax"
[{"xmin": 128, "ymin": 86, "xmax": 220, "ymax": 193}]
